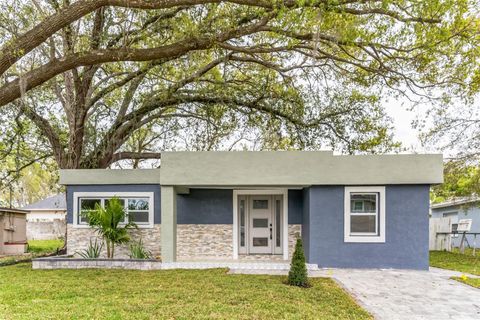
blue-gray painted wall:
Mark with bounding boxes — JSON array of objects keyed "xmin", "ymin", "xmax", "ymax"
[
  {"xmin": 66, "ymin": 184, "xmax": 430, "ymax": 269},
  {"xmin": 302, "ymin": 188, "xmax": 311, "ymax": 262},
  {"xmin": 288, "ymin": 190, "xmax": 303, "ymax": 224},
  {"xmin": 177, "ymin": 189, "xmax": 303, "ymax": 224},
  {"xmin": 66, "ymin": 186, "xmax": 303, "ymax": 225},
  {"xmin": 302, "ymin": 185, "xmax": 430, "ymax": 270},
  {"xmin": 431, "ymin": 204, "xmax": 480, "ymax": 248},
  {"xmin": 66, "ymin": 185, "xmax": 161, "ymax": 224},
  {"xmin": 177, "ymin": 189, "xmax": 233, "ymax": 224}
]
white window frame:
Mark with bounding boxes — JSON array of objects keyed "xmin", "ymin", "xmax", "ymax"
[
  {"xmin": 73, "ymin": 192, "xmax": 154, "ymax": 229},
  {"xmin": 344, "ymin": 186, "xmax": 385, "ymax": 243}
]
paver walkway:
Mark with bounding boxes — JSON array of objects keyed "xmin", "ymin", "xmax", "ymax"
[
  {"xmin": 322, "ymin": 268, "xmax": 480, "ymax": 320},
  {"xmin": 231, "ymin": 267, "xmax": 480, "ymax": 319}
]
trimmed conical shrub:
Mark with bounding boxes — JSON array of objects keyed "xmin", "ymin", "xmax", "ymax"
[{"xmin": 288, "ymin": 237, "xmax": 309, "ymax": 287}]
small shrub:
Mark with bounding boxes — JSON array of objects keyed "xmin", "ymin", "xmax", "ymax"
[
  {"xmin": 129, "ymin": 239, "xmax": 152, "ymax": 259},
  {"xmin": 288, "ymin": 238, "xmax": 309, "ymax": 287},
  {"xmin": 76, "ymin": 238, "xmax": 103, "ymax": 259}
]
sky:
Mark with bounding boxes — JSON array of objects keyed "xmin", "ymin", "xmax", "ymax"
[
  {"xmin": 384, "ymin": 102, "xmax": 422, "ymax": 152},
  {"xmin": 382, "ymin": 96, "xmax": 437, "ymax": 154}
]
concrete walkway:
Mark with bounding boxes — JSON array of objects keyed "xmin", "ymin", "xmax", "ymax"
[{"xmin": 322, "ymin": 268, "xmax": 480, "ymax": 320}]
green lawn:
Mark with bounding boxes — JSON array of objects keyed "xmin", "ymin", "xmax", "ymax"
[
  {"xmin": 452, "ymin": 276, "xmax": 480, "ymax": 288},
  {"xmin": 27, "ymin": 239, "xmax": 64, "ymax": 254},
  {"xmin": 430, "ymin": 250, "xmax": 480, "ymax": 289},
  {"xmin": 0, "ymin": 240, "xmax": 64, "ymax": 266},
  {"xmin": 430, "ymin": 250, "xmax": 479, "ymax": 276},
  {"xmin": 0, "ymin": 264, "xmax": 371, "ymax": 320}
]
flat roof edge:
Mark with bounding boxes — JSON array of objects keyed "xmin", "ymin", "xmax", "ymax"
[
  {"xmin": 59, "ymin": 169, "xmax": 161, "ymax": 185},
  {"xmin": 59, "ymin": 152, "xmax": 443, "ymax": 186}
]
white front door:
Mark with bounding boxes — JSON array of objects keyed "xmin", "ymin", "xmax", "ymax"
[{"xmin": 249, "ymin": 196, "xmax": 273, "ymax": 254}]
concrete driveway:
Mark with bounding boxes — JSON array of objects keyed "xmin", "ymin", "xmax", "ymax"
[{"xmin": 319, "ymin": 268, "xmax": 480, "ymax": 320}]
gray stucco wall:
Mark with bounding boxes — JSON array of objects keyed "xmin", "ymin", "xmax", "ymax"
[
  {"xmin": 66, "ymin": 185, "xmax": 161, "ymax": 224},
  {"xmin": 303, "ymin": 185, "xmax": 430, "ymax": 270},
  {"xmin": 431, "ymin": 204, "xmax": 480, "ymax": 248}
]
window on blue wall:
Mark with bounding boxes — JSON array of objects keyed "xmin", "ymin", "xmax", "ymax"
[
  {"xmin": 79, "ymin": 199, "xmax": 100, "ymax": 224},
  {"xmin": 350, "ymin": 194, "xmax": 377, "ymax": 233},
  {"xmin": 344, "ymin": 187, "xmax": 386, "ymax": 243},
  {"xmin": 78, "ymin": 196, "xmax": 152, "ymax": 226}
]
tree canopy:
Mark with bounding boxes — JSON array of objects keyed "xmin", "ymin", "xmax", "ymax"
[
  {"xmin": 0, "ymin": 0, "xmax": 478, "ymax": 189},
  {"xmin": 431, "ymin": 161, "xmax": 480, "ymax": 203}
]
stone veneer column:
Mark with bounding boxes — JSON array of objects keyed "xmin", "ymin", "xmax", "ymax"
[{"xmin": 161, "ymin": 186, "xmax": 177, "ymax": 262}]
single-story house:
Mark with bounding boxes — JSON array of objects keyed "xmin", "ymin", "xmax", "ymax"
[
  {"xmin": 22, "ymin": 194, "xmax": 66, "ymax": 240},
  {"xmin": 60, "ymin": 151, "xmax": 443, "ymax": 270},
  {"xmin": 0, "ymin": 207, "xmax": 28, "ymax": 255},
  {"xmin": 431, "ymin": 198, "xmax": 480, "ymax": 248}
]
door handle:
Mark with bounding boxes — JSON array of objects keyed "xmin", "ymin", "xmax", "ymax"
[{"xmin": 269, "ymin": 227, "xmax": 272, "ymax": 240}]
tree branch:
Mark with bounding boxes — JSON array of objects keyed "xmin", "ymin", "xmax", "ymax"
[
  {"xmin": 110, "ymin": 151, "xmax": 162, "ymax": 164},
  {"xmin": 0, "ymin": 0, "xmax": 273, "ymax": 76},
  {"xmin": 0, "ymin": 15, "xmax": 271, "ymax": 107}
]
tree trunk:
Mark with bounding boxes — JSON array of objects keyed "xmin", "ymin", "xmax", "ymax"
[{"xmin": 106, "ymin": 240, "xmax": 111, "ymax": 259}]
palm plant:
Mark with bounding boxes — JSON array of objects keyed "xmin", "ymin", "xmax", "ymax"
[{"xmin": 84, "ymin": 197, "xmax": 136, "ymax": 258}]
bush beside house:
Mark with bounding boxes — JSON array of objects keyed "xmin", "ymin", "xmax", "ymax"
[{"xmin": 288, "ymin": 238, "xmax": 309, "ymax": 287}]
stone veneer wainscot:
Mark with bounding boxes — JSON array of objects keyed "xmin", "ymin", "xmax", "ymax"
[
  {"xmin": 66, "ymin": 224, "xmax": 161, "ymax": 259},
  {"xmin": 67, "ymin": 223, "xmax": 301, "ymax": 261}
]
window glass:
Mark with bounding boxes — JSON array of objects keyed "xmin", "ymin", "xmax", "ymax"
[
  {"xmin": 345, "ymin": 187, "xmax": 385, "ymax": 242},
  {"xmin": 351, "ymin": 194, "xmax": 376, "ymax": 213},
  {"xmin": 276, "ymin": 199, "xmax": 281, "ymax": 247},
  {"xmin": 105, "ymin": 198, "xmax": 125, "ymax": 208},
  {"xmin": 252, "ymin": 199, "xmax": 268, "ymax": 209},
  {"xmin": 452, "ymin": 223, "xmax": 458, "ymax": 232},
  {"xmin": 78, "ymin": 196, "xmax": 151, "ymax": 226},
  {"xmin": 80, "ymin": 199, "xmax": 100, "ymax": 211},
  {"xmin": 349, "ymin": 192, "xmax": 378, "ymax": 235},
  {"xmin": 253, "ymin": 237, "xmax": 268, "ymax": 247},
  {"xmin": 128, "ymin": 198, "xmax": 149, "ymax": 210},
  {"xmin": 239, "ymin": 199, "xmax": 245, "ymax": 247},
  {"xmin": 253, "ymin": 218, "xmax": 268, "ymax": 228},
  {"xmin": 128, "ymin": 211, "xmax": 149, "ymax": 223},
  {"xmin": 79, "ymin": 199, "xmax": 100, "ymax": 223},
  {"xmin": 351, "ymin": 215, "xmax": 376, "ymax": 233}
]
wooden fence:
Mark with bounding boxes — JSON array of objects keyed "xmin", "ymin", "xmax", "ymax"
[{"xmin": 429, "ymin": 217, "xmax": 452, "ymax": 251}]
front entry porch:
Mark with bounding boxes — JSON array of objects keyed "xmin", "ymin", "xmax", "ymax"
[{"xmin": 161, "ymin": 187, "xmax": 295, "ymax": 262}]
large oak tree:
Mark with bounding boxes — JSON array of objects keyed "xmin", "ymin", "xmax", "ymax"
[{"xmin": 0, "ymin": 0, "xmax": 478, "ymax": 174}]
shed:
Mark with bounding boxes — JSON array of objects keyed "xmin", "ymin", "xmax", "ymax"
[{"xmin": 0, "ymin": 207, "xmax": 28, "ymax": 255}]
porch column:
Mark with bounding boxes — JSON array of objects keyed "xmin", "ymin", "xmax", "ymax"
[{"xmin": 161, "ymin": 186, "xmax": 177, "ymax": 262}]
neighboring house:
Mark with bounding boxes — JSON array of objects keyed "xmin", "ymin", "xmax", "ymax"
[
  {"xmin": 431, "ymin": 198, "xmax": 480, "ymax": 248},
  {"xmin": 0, "ymin": 207, "xmax": 28, "ymax": 255},
  {"xmin": 22, "ymin": 194, "xmax": 66, "ymax": 240},
  {"xmin": 60, "ymin": 151, "xmax": 443, "ymax": 270}
]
